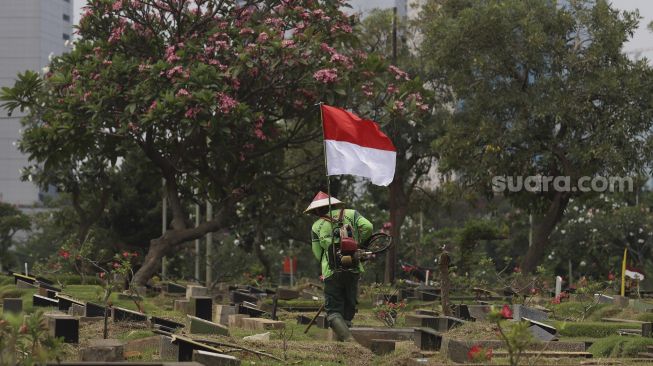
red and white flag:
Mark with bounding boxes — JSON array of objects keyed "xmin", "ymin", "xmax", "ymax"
[{"xmin": 321, "ymin": 104, "xmax": 396, "ymax": 186}]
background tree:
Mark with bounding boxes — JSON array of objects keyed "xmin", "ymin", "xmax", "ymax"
[
  {"xmin": 2, "ymin": 0, "xmax": 427, "ymax": 285},
  {"xmin": 421, "ymin": 0, "xmax": 653, "ymax": 273},
  {"xmin": 0, "ymin": 203, "xmax": 30, "ymax": 273}
]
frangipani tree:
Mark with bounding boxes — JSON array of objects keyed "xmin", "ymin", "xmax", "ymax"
[{"xmin": 2, "ymin": 0, "xmax": 427, "ymax": 284}]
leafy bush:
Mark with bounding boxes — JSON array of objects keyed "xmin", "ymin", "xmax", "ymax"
[
  {"xmin": 556, "ymin": 321, "xmax": 639, "ymax": 338},
  {"xmin": 588, "ymin": 335, "xmax": 653, "ymax": 357},
  {"xmin": 0, "ymin": 284, "xmax": 27, "ymax": 300}
]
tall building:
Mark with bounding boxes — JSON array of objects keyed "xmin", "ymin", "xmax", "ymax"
[{"xmin": 0, "ymin": 0, "xmax": 73, "ymax": 206}]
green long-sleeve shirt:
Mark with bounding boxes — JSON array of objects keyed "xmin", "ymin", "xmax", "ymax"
[{"xmin": 311, "ymin": 208, "xmax": 373, "ymax": 279}]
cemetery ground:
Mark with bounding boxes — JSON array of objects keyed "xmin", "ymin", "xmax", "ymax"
[{"xmin": 3, "ymin": 274, "xmax": 653, "ymax": 365}]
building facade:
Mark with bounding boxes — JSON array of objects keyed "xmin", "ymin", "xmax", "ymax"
[{"xmin": 0, "ymin": 0, "xmax": 73, "ymax": 206}]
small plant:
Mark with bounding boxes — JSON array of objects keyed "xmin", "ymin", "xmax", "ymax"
[
  {"xmin": 276, "ymin": 325, "xmax": 294, "ymax": 361},
  {"xmin": 0, "ymin": 311, "xmax": 64, "ymax": 365},
  {"xmin": 487, "ymin": 305, "xmax": 533, "ymax": 366},
  {"xmin": 467, "ymin": 344, "xmax": 493, "ymax": 363},
  {"xmin": 373, "ymin": 300, "xmax": 407, "ymax": 327}
]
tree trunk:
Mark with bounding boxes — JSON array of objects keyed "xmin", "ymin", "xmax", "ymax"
[
  {"xmin": 521, "ymin": 191, "xmax": 570, "ymax": 273},
  {"xmin": 132, "ymin": 238, "xmax": 169, "ymax": 285},
  {"xmin": 385, "ymin": 177, "xmax": 408, "ymax": 284}
]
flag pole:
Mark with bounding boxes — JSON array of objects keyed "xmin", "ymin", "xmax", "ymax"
[
  {"xmin": 621, "ymin": 247, "xmax": 627, "ymax": 296},
  {"xmin": 318, "ymin": 102, "xmax": 332, "ymax": 216}
]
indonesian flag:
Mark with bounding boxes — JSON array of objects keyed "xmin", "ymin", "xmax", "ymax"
[
  {"xmin": 321, "ymin": 104, "xmax": 396, "ymax": 186},
  {"xmin": 625, "ymin": 266, "xmax": 645, "ymax": 281}
]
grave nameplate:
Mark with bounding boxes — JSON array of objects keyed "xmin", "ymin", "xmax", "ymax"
[
  {"xmin": 453, "ymin": 304, "xmax": 473, "ymax": 321},
  {"xmin": 47, "ymin": 315, "xmax": 79, "ymax": 343},
  {"xmin": 512, "ymin": 304, "xmax": 548, "ymax": 322},
  {"xmin": 193, "ymin": 350, "xmax": 240, "ymax": 366},
  {"xmin": 245, "ymin": 285, "xmax": 266, "ymax": 294},
  {"xmin": 85, "ymin": 302, "xmax": 107, "ymax": 317},
  {"xmin": 522, "ymin": 317, "xmax": 557, "ymax": 335},
  {"xmin": 189, "ymin": 296, "xmax": 212, "ymax": 321},
  {"xmin": 165, "ymin": 282, "xmax": 187, "ymax": 294},
  {"xmin": 236, "ymin": 303, "xmax": 266, "ymax": 318},
  {"xmin": 58, "ymin": 295, "xmax": 85, "ymax": 312},
  {"xmin": 529, "ymin": 324, "xmax": 558, "ymax": 342},
  {"xmin": 436, "ymin": 316, "xmax": 466, "ymax": 332},
  {"xmin": 172, "ymin": 335, "xmax": 224, "ymax": 362},
  {"xmin": 151, "ymin": 316, "xmax": 185, "ymax": 330},
  {"xmin": 642, "ymin": 323, "xmax": 653, "ymax": 338},
  {"xmin": 112, "ymin": 307, "xmax": 148, "ymax": 322},
  {"xmin": 405, "ymin": 314, "xmax": 438, "ymax": 329},
  {"xmin": 230, "ymin": 291, "xmax": 258, "ymax": 305},
  {"xmin": 188, "ymin": 315, "xmax": 229, "ymax": 336},
  {"xmin": 414, "ymin": 327, "xmax": 443, "ymax": 351},
  {"xmin": 14, "ymin": 273, "xmax": 36, "ymax": 285},
  {"xmin": 3, "ymin": 298, "xmax": 22, "ymax": 314}
]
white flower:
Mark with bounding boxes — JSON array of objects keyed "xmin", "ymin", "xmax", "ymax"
[
  {"xmin": 573, "ymin": 206, "xmax": 579, "ymax": 211},
  {"xmin": 580, "ymin": 260, "xmax": 586, "ymax": 266},
  {"xmin": 279, "ymin": 250, "xmax": 284, "ymax": 255},
  {"xmin": 639, "ymin": 228, "xmax": 643, "ymax": 233},
  {"xmin": 638, "ymin": 239, "xmax": 645, "ymax": 243},
  {"xmin": 579, "ymin": 217, "xmax": 584, "ymax": 223},
  {"xmin": 592, "ymin": 228, "xmax": 597, "ymax": 232},
  {"xmin": 259, "ymin": 245, "xmax": 266, "ymax": 250},
  {"xmin": 233, "ymin": 239, "xmax": 240, "ymax": 246},
  {"xmin": 48, "ymin": 52, "xmax": 54, "ymax": 61},
  {"xmin": 41, "ymin": 66, "xmax": 50, "ymax": 74},
  {"xmin": 629, "ymin": 232, "xmax": 634, "ymax": 236},
  {"xmin": 561, "ymin": 230, "xmax": 566, "ymax": 234}
]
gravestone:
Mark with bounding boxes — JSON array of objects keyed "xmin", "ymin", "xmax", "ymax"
[
  {"xmin": 523, "ymin": 317, "xmax": 557, "ymax": 335},
  {"xmin": 151, "ymin": 316, "xmax": 185, "ymax": 331},
  {"xmin": 435, "ymin": 316, "xmax": 466, "ymax": 332},
  {"xmin": 400, "ymin": 288, "xmax": 415, "ymax": 300},
  {"xmin": 33, "ymin": 294, "xmax": 58, "ymax": 307},
  {"xmin": 69, "ymin": 303, "xmax": 86, "ymax": 317},
  {"xmin": 213, "ymin": 305, "xmax": 236, "ymax": 325},
  {"xmin": 193, "ymin": 350, "xmax": 241, "ymax": 366},
  {"xmin": 415, "ymin": 309, "xmax": 438, "ymax": 317},
  {"xmin": 555, "ymin": 276, "xmax": 562, "ymax": 298},
  {"xmin": 529, "ymin": 324, "xmax": 558, "ymax": 342},
  {"xmin": 349, "ymin": 327, "xmax": 415, "ymax": 348},
  {"xmin": 315, "ymin": 314, "xmax": 329, "ymax": 329},
  {"xmin": 642, "ymin": 322, "xmax": 653, "ymax": 338},
  {"xmin": 3, "ymin": 298, "xmax": 22, "ymax": 314},
  {"xmin": 613, "ymin": 295, "xmax": 629, "ymax": 308},
  {"xmin": 38, "ymin": 282, "xmax": 61, "ymax": 292},
  {"xmin": 276, "ymin": 287, "xmax": 300, "ymax": 300},
  {"xmin": 160, "ymin": 335, "xmax": 179, "ymax": 361},
  {"xmin": 241, "ymin": 317, "xmax": 285, "ymax": 331},
  {"xmin": 47, "ymin": 314, "xmax": 79, "ymax": 343},
  {"xmin": 189, "ymin": 315, "xmax": 229, "ymax": 336},
  {"xmin": 245, "ymin": 285, "xmax": 266, "ymax": 294},
  {"xmin": 414, "ymin": 327, "xmax": 443, "ymax": 351},
  {"xmin": 416, "ymin": 290, "xmax": 439, "ymax": 301},
  {"xmin": 405, "ymin": 314, "xmax": 438, "ymax": 329},
  {"xmin": 174, "ymin": 299, "xmax": 190, "ymax": 314},
  {"xmin": 16, "ymin": 279, "xmax": 35, "ymax": 289},
  {"xmin": 165, "ymin": 282, "xmax": 187, "ymax": 294},
  {"xmin": 14, "ymin": 274, "xmax": 36, "ymax": 285},
  {"xmin": 112, "ymin": 307, "xmax": 148, "ymax": 322},
  {"xmin": 80, "ymin": 339, "xmax": 124, "ymax": 361},
  {"xmin": 296, "ymin": 314, "xmax": 312, "ymax": 325},
  {"xmin": 370, "ymin": 339, "xmax": 396, "ymax": 355},
  {"xmin": 228, "ymin": 314, "xmax": 248, "ymax": 328},
  {"xmin": 85, "ymin": 302, "xmax": 107, "ymax": 317},
  {"xmin": 186, "ymin": 285, "xmax": 209, "ymax": 299},
  {"xmin": 58, "ymin": 296, "xmax": 84, "ymax": 312},
  {"xmin": 174, "ymin": 335, "xmax": 224, "ymax": 362},
  {"xmin": 512, "ymin": 304, "xmax": 548, "ymax": 322},
  {"xmin": 236, "ymin": 303, "xmax": 266, "ymax": 318},
  {"xmin": 453, "ymin": 304, "xmax": 472, "ymax": 321},
  {"xmin": 230, "ymin": 291, "xmax": 258, "ymax": 305},
  {"xmin": 189, "ymin": 296, "xmax": 213, "ymax": 321}
]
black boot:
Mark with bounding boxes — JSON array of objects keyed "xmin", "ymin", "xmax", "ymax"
[{"xmin": 327, "ymin": 313, "xmax": 352, "ymax": 341}]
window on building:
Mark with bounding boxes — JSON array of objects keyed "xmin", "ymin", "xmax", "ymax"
[
  {"xmin": 63, "ymin": 14, "xmax": 70, "ymax": 22},
  {"xmin": 63, "ymin": 33, "xmax": 70, "ymax": 41}
]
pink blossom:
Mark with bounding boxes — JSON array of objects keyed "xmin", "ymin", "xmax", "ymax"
[
  {"xmin": 176, "ymin": 88, "xmax": 190, "ymax": 97},
  {"xmin": 362, "ymin": 82, "xmax": 373, "ymax": 97},
  {"xmin": 185, "ymin": 106, "xmax": 201, "ymax": 119},
  {"xmin": 389, "ymin": 65, "xmax": 410, "ymax": 80},
  {"xmin": 138, "ymin": 64, "xmax": 150, "ymax": 72},
  {"xmin": 253, "ymin": 117, "xmax": 267, "ymax": 140},
  {"xmin": 103, "ymin": 60, "xmax": 113, "ymax": 66},
  {"xmin": 257, "ymin": 32, "xmax": 269, "ymax": 43},
  {"xmin": 313, "ymin": 9, "xmax": 326, "ymax": 19},
  {"xmin": 239, "ymin": 27, "xmax": 255, "ymax": 36},
  {"xmin": 320, "ymin": 43, "xmax": 336, "ymax": 55},
  {"xmin": 165, "ymin": 45, "xmax": 180, "ymax": 63},
  {"xmin": 386, "ymin": 84, "xmax": 398, "ymax": 94},
  {"xmin": 148, "ymin": 100, "xmax": 158, "ymax": 112},
  {"xmin": 281, "ymin": 40, "xmax": 295, "ymax": 48},
  {"xmin": 393, "ymin": 100, "xmax": 405, "ymax": 111},
  {"xmin": 82, "ymin": 91, "xmax": 92, "ymax": 102},
  {"xmin": 313, "ymin": 68, "xmax": 338, "ymax": 84},
  {"xmin": 215, "ymin": 40, "xmax": 228, "ymax": 51},
  {"xmin": 112, "ymin": 0, "xmax": 124, "ymax": 11},
  {"xmin": 216, "ymin": 92, "xmax": 237, "ymax": 114},
  {"xmin": 330, "ymin": 53, "xmax": 353, "ymax": 69},
  {"xmin": 165, "ymin": 65, "xmax": 184, "ymax": 79}
]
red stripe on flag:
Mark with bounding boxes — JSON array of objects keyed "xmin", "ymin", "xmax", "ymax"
[{"xmin": 321, "ymin": 104, "xmax": 396, "ymax": 152}]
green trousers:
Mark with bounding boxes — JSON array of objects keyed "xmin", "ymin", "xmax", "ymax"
[{"xmin": 324, "ymin": 271, "xmax": 359, "ymax": 322}]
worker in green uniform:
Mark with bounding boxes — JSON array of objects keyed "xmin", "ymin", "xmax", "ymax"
[{"xmin": 305, "ymin": 191, "xmax": 373, "ymax": 341}]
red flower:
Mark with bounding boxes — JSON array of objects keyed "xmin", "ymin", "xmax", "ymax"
[
  {"xmin": 530, "ymin": 288, "xmax": 538, "ymax": 295},
  {"xmin": 256, "ymin": 274, "xmax": 264, "ymax": 281},
  {"xmin": 59, "ymin": 249, "xmax": 70, "ymax": 259},
  {"xmin": 99, "ymin": 272, "xmax": 106, "ymax": 279},
  {"xmin": 113, "ymin": 262, "xmax": 120, "ymax": 269},
  {"xmin": 467, "ymin": 345, "xmax": 482, "ymax": 360},
  {"xmin": 19, "ymin": 324, "xmax": 28, "ymax": 334},
  {"xmin": 122, "ymin": 251, "xmax": 130, "ymax": 258},
  {"xmin": 608, "ymin": 272, "xmax": 616, "ymax": 281},
  {"xmin": 132, "ymin": 252, "xmax": 138, "ymax": 257},
  {"xmin": 500, "ymin": 304, "xmax": 513, "ymax": 319},
  {"xmin": 485, "ymin": 348, "xmax": 493, "ymax": 360}
]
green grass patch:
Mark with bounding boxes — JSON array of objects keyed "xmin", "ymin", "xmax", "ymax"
[
  {"xmin": 588, "ymin": 335, "xmax": 653, "ymax": 357},
  {"xmin": 261, "ymin": 299, "xmax": 322, "ymax": 308},
  {"xmin": 548, "ymin": 302, "xmax": 609, "ymax": 320},
  {"xmin": 555, "ymin": 321, "xmax": 640, "ymax": 338},
  {"xmin": 118, "ymin": 329, "xmax": 155, "ymax": 341},
  {"xmin": 636, "ymin": 312, "xmax": 653, "ymax": 322}
]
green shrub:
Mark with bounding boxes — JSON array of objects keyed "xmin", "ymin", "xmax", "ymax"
[
  {"xmin": 0, "ymin": 285, "xmax": 26, "ymax": 300},
  {"xmin": 588, "ymin": 335, "xmax": 653, "ymax": 357},
  {"xmin": 0, "ymin": 275, "xmax": 13, "ymax": 286},
  {"xmin": 555, "ymin": 321, "xmax": 639, "ymax": 338},
  {"xmin": 548, "ymin": 302, "xmax": 609, "ymax": 320},
  {"xmin": 586, "ymin": 305, "xmax": 623, "ymax": 321}
]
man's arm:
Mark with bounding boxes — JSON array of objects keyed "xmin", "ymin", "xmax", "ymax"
[{"xmin": 355, "ymin": 211, "xmax": 373, "ymax": 244}]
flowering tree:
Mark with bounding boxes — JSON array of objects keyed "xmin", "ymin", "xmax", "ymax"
[{"xmin": 1, "ymin": 0, "xmax": 426, "ymax": 285}]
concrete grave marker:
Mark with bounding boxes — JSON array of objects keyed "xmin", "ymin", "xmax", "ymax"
[
  {"xmin": 296, "ymin": 314, "xmax": 312, "ymax": 324},
  {"xmin": 230, "ymin": 291, "xmax": 258, "ymax": 305},
  {"xmin": 523, "ymin": 317, "xmax": 557, "ymax": 335},
  {"xmin": 3, "ymin": 298, "xmax": 22, "ymax": 314},
  {"xmin": 80, "ymin": 339, "xmax": 124, "ymax": 362},
  {"xmin": 405, "ymin": 314, "xmax": 438, "ymax": 329},
  {"xmin": 529, "ymin": 324, "xmax": 558, "ymax": 342},
  {"xmin": 171, "ymin": 334, "xmax": 224, "ymax": 362},
  {"xmin": 188, "ymin": 315, "xmax": 229, "ymax": 336},
  {"xmin": 151, "ymin": 316, "xmax": 185, "ymax": 331},
  {"xmin": 370, "ymin": 339, "xmax": 396, "ymax": 355},
  {"xmin": 16, "ymin": 279, "xmax": 36, "ymax": 289},
  {"xmin": 193, "ymin": 350, "xmax": 241, "ymax": 366},
  {"xmin": 414, "ymin": 309, "xmax": 438, "ymax": 317},
  {"xmin": 174, "ymin": 299, "xmax": 190, "ymax": 314},
  {"xmin": 69, "ymin": 303, "xmax": 86, "ymax": 317},
  {"xmin": 241, "ymin": 317, "xmax": 285, "ymax": 331},
  {"xmin": 435, "ymin": 316, "xmax": 466, "ymax": 332},
  {"xmin": 236, "ymin": 303, "xmax": 266, "ymax": 318},
  {"xmin": 414, "ymin": 327, "xmax": 442, "ymax": 351},
  {"xmin": 315, "ymin": 314, "xmax": 329, "ymax": 329},
  {"xmin": 595, "ymin": 294, "xmax": 614, "ymax": 304},
  {"xmin": 165, "ymin": 282, "xmax": 187, "ymax": 294},
  {"xmin": 555, "ymin": 276, "xmax": 562, "ymax": 298},
  {"xmin": 642, "ymin": 322, "xmax": 653, "ymax": 338},
  {"xmin": 212, "ymin": 304, "xmax": 236, "ymax": 325},
  {"xmin": 186, "ymin": 285, "xmax": 209, "ymax": 299},
  {"xmin": 228, "ymin": 314, "xmax": 248, "ymax": 328},
  {"xmin": 57, "ymin": 295, "xmax": 84, "ymax": 312},
  {"xmin": 350, "ymin": 327, "xmax": 415, "ymax": 349},
  {"xmin": 159, "ymin": 335, "xmax": 179, "ymax": 361},
  {"xmin": 47, "ymin": 314, "xmax": 79, "ymax": 343},
  {"xmin": 276, "ymin": 287, "xmax": 300, "ymax": 300}
]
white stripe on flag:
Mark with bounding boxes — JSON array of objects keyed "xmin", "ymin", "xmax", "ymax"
[{"xmin": 325, "ymin": 139, "xmax": 396, "ymax": 186}]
